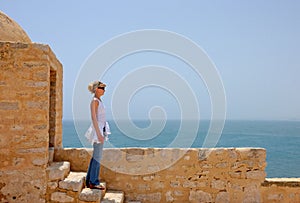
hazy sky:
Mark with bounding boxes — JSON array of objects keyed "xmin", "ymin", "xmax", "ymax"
[{"xmin": 1, "ymin": 1, "xmax": 300, "ymax": 121}]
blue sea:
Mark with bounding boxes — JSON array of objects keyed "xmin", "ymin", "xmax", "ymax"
[{"xmin": 63, "ymin": 120, "xmax": 300, "ymax": 178}]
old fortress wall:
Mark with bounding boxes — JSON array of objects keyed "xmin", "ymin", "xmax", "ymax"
[{"xmin": 0, "ymin": 11, "xmax": 300, "ymax": 203}]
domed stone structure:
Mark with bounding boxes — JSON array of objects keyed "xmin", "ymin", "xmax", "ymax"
[
  {"xmin": 0, "ymin": 11, "xmax": 63, "ymax": 202},
  {"xmin": 0, "ymin": 11, "xmax": 31, "ymax": 43}
]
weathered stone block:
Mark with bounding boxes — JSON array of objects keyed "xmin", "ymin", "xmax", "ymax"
[
  {"xmin": 183, "ymin": 181, "xmax": 197, "ymax": 188},
  {"xmin": 228, "ymin": 148, "xmax": 239, "ymax": 159},
  {"xmin": 59, "ymin": 172, "xmax": 86, "ymax": 192},
  {"xmin": 246, "ymin": 170, "xmax": 265, "ymax": 180},
  {"xmin": 189, "ymin": 190, "xmax": 212, "ymax": 202},
  {"xmin": 137, "ymin": 183, "xmax": 150, "ymax": 191},
  {"xmin": 26, "ymin": 101, "xmax": 47, "ymax": 110},
  {"xmin": 198, "ymin": 149, "xmax": 212, "ymax": 161},
  {"xmin": 102, "ymin": 190, "xmax": 124, "ymax": 203},
  {"xmin": 136, "ymin": 192, "xmax": 161, "ymax": 203},
  {"xmin": 0, "ymin": 101, "xmax": 19, "ymax": 110},
  {"xmin": 267, "ymin": 193, "xmax": 284, "ymax": 200},
  {"xmin": 229, "ymin": 171, "xmax": 242, "ymax": 179},
  {"xmin": 126, "ymin": 148, "xmax": 144, "ymax": 162},
  {"xmin": 165, "ymin": 191, "xmax": 174, "ymax": 202},
  {"xmin": 47, "ymin": 181, "xmax": 58, "ymax": 190},
  {"xmin": 243, "ymin": 184, "xmax": 261, "ymax": 203},
  {"xmin": 103, "ymin": 148, "xmax": 122, "ymax": 162},
  {"xmin": 211, "ymin": 179, "xmax": 226, "ymax": 190},
  {"xmin": 238, "ymin": 148, "xmax": 266, "ymax": 161},
  {"xmin": 216, "ymin": 192, "xmax": 230, "ymax": 203},
  {"xmin": 79, "ymin": 188, "xmax": 102, "ymax": 202},
  {"xmin": 32, "ymin": 158, "xmax": 48, "ymax": 166},
  {"xmin": 170, "ymin": 181, "xmax": 180, "ymax": 188},
  {"xmin": 25, "ymin": 81, "xmax": 48, "ymax": 87},
  {"xmin": 46, "ymin": 161, "xmax": 70, "ymax": 181},
  {"xmin": 51, "ymin": 192, "xmax": 74, "ymax": 203}
]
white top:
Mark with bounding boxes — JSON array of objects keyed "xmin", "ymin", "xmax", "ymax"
[
  {"xmin": 85, "ymin": 97, "xmax": 110, "ymax": 144},
  {"xmin": 94, "ymin": 97, "xmax": 106, "ymax": 130}
]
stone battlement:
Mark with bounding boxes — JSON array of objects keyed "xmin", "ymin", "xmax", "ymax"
[{"xmin": 53, "ymin": 147, "xmax": 300, "ymax": 203}]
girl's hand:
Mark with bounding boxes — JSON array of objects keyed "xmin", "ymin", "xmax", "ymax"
[{"xmin": 98, "ymin": 135, "xmax": 104, "ymax": 143}]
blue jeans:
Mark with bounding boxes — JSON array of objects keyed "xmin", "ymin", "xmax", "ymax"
[{"xmin": 86, "ymin": 143, "xmax": 103, "ymax": 186}]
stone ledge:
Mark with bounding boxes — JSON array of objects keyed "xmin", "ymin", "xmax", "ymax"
[{"xmin": 262, "ymin": 178, "xmax": 300, "ymax": 187}]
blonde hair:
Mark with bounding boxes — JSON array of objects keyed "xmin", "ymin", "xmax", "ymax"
[{"xmin": 88, "ymin": 81, "xmax": 106, "ymax": 94}]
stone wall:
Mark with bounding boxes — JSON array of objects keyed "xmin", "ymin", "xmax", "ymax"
[
  {"xmin": 55, "ymin": 147, "xmax": 268, "ymax": 203},
  {"xmin": 261, "ymin": 178, "xmax": 300, "ymax": 203},
  {"xmin": 0, "ymin": 42, "xmax": 62, "ymax": 202}
]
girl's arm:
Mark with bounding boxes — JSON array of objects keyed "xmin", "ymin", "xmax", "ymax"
[{"xmin": 90, "ymin": 99, "xmax": 104, "ymax": 143}]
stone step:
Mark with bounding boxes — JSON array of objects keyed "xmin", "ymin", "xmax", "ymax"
[
  {"xmin": 125, "ymin": 201, "xmax": 142, "ymax": 203},
  {"xmin": 101, "ymin": 190, "xmax": 124, "ymax": 203},
  {"xmin": 46, "ymin": 161, "xmax": 70, "ymax": 181},
  {"xmin": 79, "ymin": 188, "xmax": 103, "ymax": 203},
  {"xmin": 79, "ymin": 182, "xmax": 107, "ymax": 202},
  {"xmin": 50, "ymin": 191, "xmax": 75, "ymax": 203},
  {"xmin": 59, "ymin": 171, "xmax": 86, "ymax": 192}
]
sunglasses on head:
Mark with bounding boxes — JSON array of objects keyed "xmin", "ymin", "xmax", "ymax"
[{"xmin": 98, "ymin": 86, "xmax": 105, "ymax": 90}]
